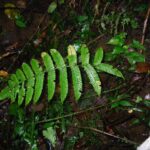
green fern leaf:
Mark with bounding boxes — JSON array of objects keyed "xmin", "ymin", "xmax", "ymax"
[
  {"xmin": 68, "ymin": 45, "xmax": 82, "ymax": 101},
  {"xmin": 16, "ymin": 69, "xmax": 26, "ymax": 105},
  {"xmin": 95, "ymin": 63, "xmax": 124, "ymax": 79},
  {"xmin": 93, "ymin": 47, "xmax": 103, "ymax": 66},
  {"xmin": 50, "ymin": 49, "xmax": 68, "ymax": 103},
  {"xmin": 30, "ymin": 59, "xmax": 44, "ymax": 103},
  {"xmin": 16, "ymin": 69, "xmax": 26, "ymax": 81},
  {"xmin": 22, "ymin": 63, "xmax": 34, "ymax": 79},
  {"xmin": 0, "ymin": 87, "xmax": 10, "ymax": 101},
  {"xmin": 80, "ymin": 44, "xmax": 90, "ymax": 65},
  {"xmin": 22, "ymin": 63, "xmax": 35, "ymax": 105},
  {"xmin": 41, "ymin": 52, "xmax": 56, "ymax": 101},
  {"xmin": 84, "ymin": 64, "xmax": 101, "ymax": 96}
]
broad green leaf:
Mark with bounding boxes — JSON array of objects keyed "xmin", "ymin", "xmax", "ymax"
[
  {"xmin": 50, "ymin": 49, "xmax": 68, "ymax": 103},
  {"xmin": 93, "ymin": 47, "xmax": 103, "ymax": 66},
  {"xmin": 15, "ymin": 15, "xmax": 26, "ymax": 28},
  {"xmin": 119, "ymin": 100, "xmax": 132, "ymax": 106},
  {"xmin": 112, "ymin": 46, "xmax": 124, "ymax": 55},
  {"xmin": 130, "ymin": 40, "xmax": 145, "ymax": 50},
  {"xmin": 111, "ymin": 102, "xmax": 120, "ymax": 108},
  {"xmin": 68, "ymin": 45, "xmax": 82, "ymax": 101},
  {"xmin": 108, "ymin": 37, "xmax": 123, "ymax": 46},
  {"xmin": 30, "ymin": 59, "xmax": 44, "ymax": 103},
  {"xmin": 43, "ymin": 127, "xmax": 56, "ymax": 147},
  {"xmin": 125, "ymin": 52, "xmax": 145, "ymax": 65},
  {"xmin": 108, "ymin": 33, "xmax": 126, "ymax": 46},
  {"xmin": 48, "ymin": 2, "xmax": 57, "ymax": 13},
  {"xmin": 84, "ymin": 64, "xmax": 101, "ymax": 96},
  {"xmin": 95, "ymin": 63, "xmax": 124, "ymax": 79},
  {"xmin": 80, "ymin": 44, "xmax": 90, "ymax": 65},
  {"xmin": 0, "ymin": 87, "xmax": 10, "ymax": 101},
  {"xmin": 41, "ymin": 52, "xmax": 56, "ymax": 101}
]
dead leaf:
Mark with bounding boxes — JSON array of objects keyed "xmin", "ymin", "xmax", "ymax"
[
  {"xmin": 0, "ymin": 70, "xmax": 9, "ymax": 77},
  {"xmin": 136, "ymin": 62, "xmax": 150, "ymax": 73}
]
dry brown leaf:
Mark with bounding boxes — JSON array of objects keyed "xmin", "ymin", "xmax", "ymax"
[
  {"xmin": 0, "ymin": 70, "xmax": 9, "ymax": 77},
  {"xmin": 136, "ymin": 62, "xmax": 150, "ymax": 73}
]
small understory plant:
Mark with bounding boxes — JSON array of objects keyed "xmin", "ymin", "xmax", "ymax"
[{"xmin": 105, "ymin": 33, "xmax": 145, "ymax": 70}]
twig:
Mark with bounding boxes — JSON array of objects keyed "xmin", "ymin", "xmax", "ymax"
[
  {"xmin": 141, "ymin": 6, "xmax": 150, "ymax": 45},
  {"xmin": 0, "ymin": 52, "xmax": 17, "ymax": 61},
  {"xmin": 75, "ymin": 126, "xmax": 138, "ymax": 146},
  {"xmin": 37, "ymin": 99, "xmax": 124, "ymax": 124},
  {"xmin": 87, "ymin": 34, "xmax": 104, "ymax": 46}
]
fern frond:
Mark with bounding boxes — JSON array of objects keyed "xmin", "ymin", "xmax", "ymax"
[
  {"xmin": 50, "ymin": 49, "xmax": 68, "ymax": 103},
  {"xmin": 41, "ymin": 52, "xmax": 56, "ymax": 101},
  {"xmin": 0, "ymin": 45, "xmax": 124, "ymax": 106},
  {"xmin": 68, "ymin": 45, "xmax": 82, "ymax": 101},
  {"xmin": 30, "ymin": 59, "xmax": 44, "ymax": 103}
]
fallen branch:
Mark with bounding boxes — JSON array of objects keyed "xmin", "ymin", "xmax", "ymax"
[
  {"xmin": 141, "ymin": 6, "xmax": 150, "ymax": 45},
  {"xmin": 75, "ymin": 126, "xmax": 138, "ymax": 146},
  {"xmin": 0, "ymin": 52, "xmax": 17, "ymax": 61}
]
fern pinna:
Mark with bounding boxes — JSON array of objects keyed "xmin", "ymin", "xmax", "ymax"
[{"xmin": 0, "ymin": 45, "xmax": 124, "ymax": 106}]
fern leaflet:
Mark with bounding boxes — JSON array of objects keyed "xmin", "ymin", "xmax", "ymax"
[
  {"xmin": 41, "ymin": 52, "xmax": 56, "ymax": 101},
  {"xmin": 67, "ymin": 45, "xmax": 82, "ymax": 101},
  {"xmin": 50, "ymin": 49, "xmax": 68, "ymax": 103},
  {"xmin": 31, "ymin": 59, "xmax": 44, "ymax": 103}
]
